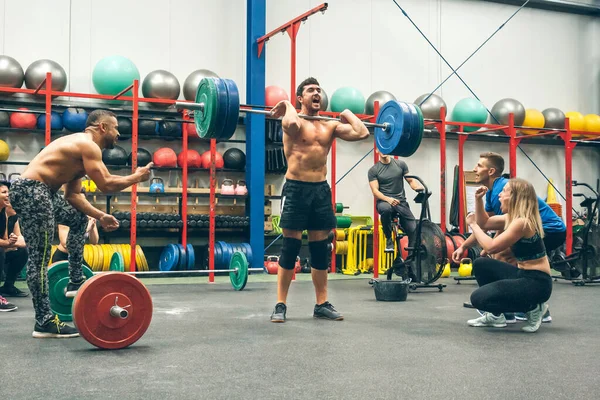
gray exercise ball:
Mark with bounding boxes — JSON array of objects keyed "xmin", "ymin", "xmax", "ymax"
[
  {"xmin": 0, "ymin": 55, "xmax": 25, "ymax": 88},
  {"xmin": 542, "ymin": 108, "xmax": 565, "ymax": 129},
  {"xmin": 490, "ymin": 98, "xmax": 526, "ymax": 125},
  {"xmin": 295, "ymin": 88, "xmax": 329, "ymax": 111},
  {"xmin": 142, "ymin": 70, "xmax": 181, "ymax": 108},
  {"xmin": 24, "ymin": 59, "xmax": 67, "ymax": 91},
  {"xmin": 365, "ymin": 90, "xmax": 396, "ymax": 115},
  {"xmin": 414, "ymin": 93, "xmax": 447, "ymax": 119},
  {"xmin": 183, "ymin": 69, "xmax": 219, "ymax": 101}
]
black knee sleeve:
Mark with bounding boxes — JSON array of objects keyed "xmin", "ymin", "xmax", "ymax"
[
  {"xmin": 309, "ymin": 239, "xmax": 330, "ymax": 270},
  {"xmin": 279, "ymin": 237, "xmax": 302, "ymax": 270}
]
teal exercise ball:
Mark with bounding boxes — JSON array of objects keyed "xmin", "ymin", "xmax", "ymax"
[
  {"xmin": 330, "ymin": 87, "xmax": 365, "ymax": 114},
  {"xmin": 92, "ymin": 56, "xmax": 140, "ymax": 96},
  {"xmin": 451, "ymin": 98, "xmax": 487, "ymax": 132}
]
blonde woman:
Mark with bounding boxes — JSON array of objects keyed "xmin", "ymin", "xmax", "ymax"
[{"xmin": 467, "ymin": 178, "xmax": 552, "ymax": 333}]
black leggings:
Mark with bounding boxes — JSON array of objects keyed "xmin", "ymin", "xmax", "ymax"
[
  {"xmin": 470, "ymin": 258, "xmax": 553, "ymax": 314},
  {"xmin": 376, "ymin": 200, "xmax": 417, "ymax": 247},
  {"xmin": 0, "ymin": 247, "xmax": 28, "ymax": 287}
]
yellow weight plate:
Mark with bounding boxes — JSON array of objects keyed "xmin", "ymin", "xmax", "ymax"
[
  {"xmin": 134, "ymin": 245, "xmax": 142, "ymax": 271},
  {"xmin": 121, "ymin": 244, "xmax": 131, "ymax": 270},
  {"xmin": 140, "ymin": 246, "xmax": 149, "ymax": 271},
  {"xmin": 49, "ymin": 245, "xmax": 57, "ymax": 266},
  {"xmin": 101, "ymin": 244, "xmax": 111, "ymax": 271},
  {"xmin": 92, "ymin": 245, "xmax": 99, "ymax": 271},
  {"xmin": 95, "ymin": 245, "xmax": 103, "ymax": 271}
]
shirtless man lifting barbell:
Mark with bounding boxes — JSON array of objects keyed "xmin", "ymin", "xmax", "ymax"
[{"xmin": 269, "ymin": 77, "xmax": 370, "ymax": 323}]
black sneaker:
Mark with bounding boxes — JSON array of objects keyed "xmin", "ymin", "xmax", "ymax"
[
  {"xmin": 313, "ymin": 301, "xmax": 344, "ymax": 321},
  {"xmin": 32, "ymin": 315, "xmax": 79, "ymax": 338},
  {"xmin": 0, "ymin": 296, "xmax": 18, "ymax": 312},
  {"xmin": 0, "ymin": 285, "xmax": 29, "ymax": 297},
  {"xmin": 270, "ymin": 302, "xmax": 287, "ymax": 323},
  {"xmin": 64, "ymin": 279, "xmax": 85, "ymax": 298},
  {"xmin": 385, "ymin": 238, "xmax": 395, "ymax": 253}
]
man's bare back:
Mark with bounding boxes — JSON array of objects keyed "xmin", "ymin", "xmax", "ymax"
[{"xmin": 22, "ymin": 133, "xmax": 101, "ymax": 191}]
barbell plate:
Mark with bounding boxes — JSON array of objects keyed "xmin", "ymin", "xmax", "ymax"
[
  {"xmin": 229, "ymin": 251, "xmax": 248, "ymax": 291},
  {"xmin": 195, "ymin": 78, "xmax": 218, "ymax": 138},
  {"xmin": 213, "ymin": 77, "xmax": 231, "ymax": 140},
  {"xmin": 110, "ymin": 252, "xmax": 125, "ymax": 272},
  {"xmin": 392, "ymin": 102, "xmax": 416, "ymax": 157},
  {"xmin": 221, "ymin": 78, "xmax": 241, "ymax": 140},
  {"xmin": 159, "ymin": 244, "xmax": 179, "ymax": 271},
  {"xmin": 187, "ymin": 244, "xmax": 195, "ymax": 270},
  {"xmin": 375, "ymin": 100, "xmax": 405, "ymax": 155},
  {"xmin": 176, "ymin": 244, "xmax": 187, "ymax": 271},
  {"xmin": 48, "ymin": 261, "xmax": 94, "ymax": 322},
  {"xmin": 72, "ymin": 272, "xmax": 153, "ymax": 350},
  {"xmin": 241, "ymin": 242, "xmax": 253, "ymax": 265},
  {"xmin": 408, "ymin": 104, "xmax": 424, "ymax": 156}
]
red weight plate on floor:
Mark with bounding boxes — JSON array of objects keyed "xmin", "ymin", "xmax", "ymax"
[{"xmin": 72, "ymin": 272, "xmax": 153, "ymax": 350}]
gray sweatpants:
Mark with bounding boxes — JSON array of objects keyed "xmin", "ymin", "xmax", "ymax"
[{"xmin": 9, "ymin": 178, "xmax": 88, "ymax": 325}]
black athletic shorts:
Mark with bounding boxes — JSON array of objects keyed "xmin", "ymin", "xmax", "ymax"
[{"xmin": 279, "ymin": 179, "xmax": 336, "ymax": 232}]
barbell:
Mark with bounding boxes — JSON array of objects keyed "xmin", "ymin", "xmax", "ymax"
[
  {"xmin": 47, "ymin": 249, "xmax": 259, "ymax": 350},
  {"xmin": 175, "ymin": 78, "xmax": 425, "ymax": 157}
]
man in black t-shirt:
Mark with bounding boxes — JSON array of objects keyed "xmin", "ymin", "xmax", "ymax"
[{"xmin": 368, "ymin": 150, "xmax": 423, "ymax": 255}]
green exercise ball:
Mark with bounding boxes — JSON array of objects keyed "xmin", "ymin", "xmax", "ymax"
[
  {"xmin": 451, "ymin": 98, "xmax": 487, "ymax": 132},
  {"xmin": 330, "ymin": 87, "xmax": 365, "ymax": 114},
  {"xmin": 92, "ymin": 56, "xmax": 140, "ymax": 96}
]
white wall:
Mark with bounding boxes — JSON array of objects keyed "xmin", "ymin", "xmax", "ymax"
[{"xmin": 1, "ymin": 0, "xmax": 599, "ymax": 225}]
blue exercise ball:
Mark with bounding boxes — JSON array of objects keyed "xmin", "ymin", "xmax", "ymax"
[
  {"xmin": 62, "ymin": 108, "xmax": 88, "ymax": 132},
  {"xmin": 37, "ymin": 112, "xmax": 63, "ymax": 130}
]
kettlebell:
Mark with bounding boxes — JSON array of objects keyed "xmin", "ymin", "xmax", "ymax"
[
  {"xmin": 266, "ymin": 256, "xmax": 279, "ymax": 274},
  {"xmin": 437, "ymin": 262, "xmax": 451, "ymax": 278},
  {"xmin": 149, "ymin": 177, "xmax": 165, "ymax": 193},
  {"xmin": 221, "ymin": 179, "xmax": 235, "ymax": 195},
  {"xmin": 8, "ymin": 173, "xmax": 20, "ymax": 183},
  {"xmin": 234, "ymin": 180, "xmax": 248, "ymax": 196},
  {"xmin": 458, "ymin": 258, "xmax": 473, "ymax": 277},
  {"xmin": 295, "ymin": 256, "xmax": 301, "ymax": 273}
]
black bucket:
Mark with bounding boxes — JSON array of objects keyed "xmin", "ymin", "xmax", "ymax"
[{"xmin": 372, "ymin": 278, "xmax": 410, "ymax": 301}]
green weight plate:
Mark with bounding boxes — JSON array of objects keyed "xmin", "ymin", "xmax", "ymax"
[
  {"xmin": 48, "ymin": 261, "xmax": 94, "ymax": 322},
  {"xmin": 229, "ymin": 251, "xmax": 248, "ymax": 291},
  {"xmin": 213, "ymin": 78, "xmax": 230, "ymax": 140},
  {"xmin": 109, "ymin": 252, "xmax": 125, "ymax": 272},
  {"xmin": 195, "ymin": 78, "xmax": 218, "ymax": 138}
]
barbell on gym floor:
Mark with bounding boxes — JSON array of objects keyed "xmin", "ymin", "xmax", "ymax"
[{"xmin": 175, "ymin": 77, "xmax": 424, "ymax": 157}]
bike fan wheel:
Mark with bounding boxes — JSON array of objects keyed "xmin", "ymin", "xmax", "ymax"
[{"xmin": 418, "ymin": 221, "xmax": 447, "ymax": 284}]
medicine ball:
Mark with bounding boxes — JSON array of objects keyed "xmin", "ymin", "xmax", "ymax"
[
  {"xmin": 153, "ymin": 147, "xmax": 178, "ymax": 167},
  {"xmin": 37, "ymin": 111, "xmax": 63, "ymax": 130},
  {"xmin": 201, "ymin": 151, "xmax": 224, "ymax": 169},
  {"xmin": 177, "ymin": 150, "xmax": 202, "ymax": 168},
  {"xmin": 139, "ymin": 119, "xmax": 158, "ymax": 136},
  {"xmin": 117, "ymin": 116, "xmax": 132, "ymax": 140},
  {"xmin": 0, "ymin": 139, "xmax": 9, "ymax": 161},
  {"xmin": 223, "ymin": 148, "xmax": 246, "ymax": 170},
  {"xmin": 158, "ymin": 117, "xmax": 182, "ymax": 140},
  {"xmin": 0, "ymin": 111, "xmax": 9, "ymax": 127},
  {"xmin": 128, "ymin": 148, "xmax": 152, "ymax": 166},
  {"xmin": 9, "ymin": 108, "xmax": 37, "ymax": 129},
  {"xmin": 62, "ymin": 108, "xmax": 88, "ymax": 132},
  {"xmin": 186, "ymin": 121, "xmax": 199, "ymax": 138},
  {"xmin": 102, "ymin": 145, "xmax": 128, "ymax": 166}
]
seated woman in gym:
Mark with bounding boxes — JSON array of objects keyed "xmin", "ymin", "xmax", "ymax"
[
  {"xmin": 467, "ymin": 178, "xmax": 552, "ymax": 333},
  {"xmin": 51, "ymin": 216, "xmax": 98, "ymax": 267}
]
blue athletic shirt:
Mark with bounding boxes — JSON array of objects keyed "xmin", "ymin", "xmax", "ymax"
[{"xmin": 484, "ymin": 177, "xmax": 566, "ymax": 233}]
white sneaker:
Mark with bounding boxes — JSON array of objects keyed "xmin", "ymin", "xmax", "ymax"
[
  {"xmin": 468, "ymin": 312, "xmax": 507, "ymax": 328},
  {"xmin": 522, "ymin": 303, "xmax": 549, "ymax": 333}
]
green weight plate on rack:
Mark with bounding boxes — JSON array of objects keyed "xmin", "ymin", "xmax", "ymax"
[
  {"xmin": 229, "ymin": 251, "xmax": 248, "ymax": 291},
  {"xmin": 48, "ymin": 261, "xmax": 94, "ymax": 322},
  {"xmin": 109, "ymin": 252, "xmax": 125, "ymax": 272},
  {"xmin": 195, "ymin": 78, "xmax": 218, "ymax": 138}
]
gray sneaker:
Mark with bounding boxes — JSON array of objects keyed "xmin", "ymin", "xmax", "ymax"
[
  {"xmin": 0, "ymin": 296, "xmax": 17, "ymax": 312},
  {"xmin": 314, "ymin": 301, "xmax": 344, "ymax": 321},
  {"xmin": 270, "ymin": 302, "xmax": 287, "ymax": 323},
  {"xmin": 468, "ymin": 312, "xmax": 507, "ymax": 327},
  {"xmin": 515, "ymin": 309, "xmax": 552, "ymax": 323},
  {"xmin": 522, "ymin": 303, "xmax": 549, "ymax": 333}
]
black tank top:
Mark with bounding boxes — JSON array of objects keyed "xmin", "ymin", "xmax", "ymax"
[
  {"xmin": 510, "ymin": 232, "xmax": 546, "ymax": 261},
  {"xmin": 0, "ymin": 209, "xmax": 18, "ymax": 238}
]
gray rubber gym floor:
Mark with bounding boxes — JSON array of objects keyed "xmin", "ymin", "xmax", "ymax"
[{"xmin": 1, "ymin": 275, "xmax": 599, "ymax": 400}]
